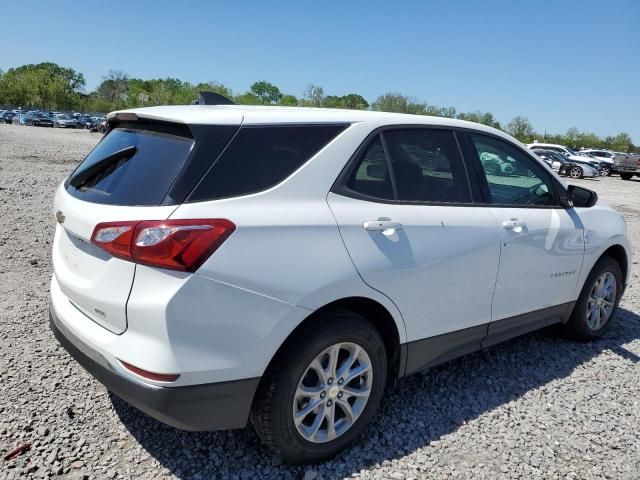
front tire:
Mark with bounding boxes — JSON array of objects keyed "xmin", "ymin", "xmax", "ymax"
[
  {"xmin": 563, "ymin": 256, "xmax": 623, "ymax": 341},
  {"xmin": 251, "ymin": 311, "xmax": 387, "ymax": 464},
  {"xmin": 621, "ymin": 173, "xmax": 633, "ymax": 180}
]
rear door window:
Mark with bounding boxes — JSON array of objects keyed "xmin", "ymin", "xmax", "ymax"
[
  {"xmin": 188, "ymin": 125, "xmax": 347, "ymax": 201},
  {"xmin": 345, "ymin": 136, "xmax": 394, "ymax": 200},
  {"xmin": 383, "ymin": 129, "xmax": 471, "ymax": 203},
  {"xmin": 66, "ymin": 125, "xmax": 195, "ymax": 206}
]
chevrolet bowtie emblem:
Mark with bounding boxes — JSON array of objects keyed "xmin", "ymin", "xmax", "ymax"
[{"xmin": 55, "ymin": 210, "xmax": 65, "ymax": 224}]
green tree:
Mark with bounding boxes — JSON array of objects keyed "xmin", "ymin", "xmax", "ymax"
[
  {"xmin": 233, "ymin": 92, "xmax": 262, "ymax": 105},
  {"xmin": 611, "ymin": 132, "xmax": 633, "ymax": 152},
  {"xmin": 278, "ymin": 94, "xmax": 299, "ymax": 106},
  {"xmin": 0, "ymin": 62, "xmax": 85, "ymax": 109},
  {"xmin": 426, "ymin": 105, "xmax": 457, "ymax": 118},
  {"xmin": 249, "ymin": 81, "xmax": 283, "ymax": 104},
  {"xmin": 565, "ymin": 127, "xmax": 580, "ymax": 147},
  {"xmin": 506, "ymin": 116, "xmax": 534, "ymax": 142},
  {"xmin": 457, "ymin": 111, "xmax": 501, "ymax": 129},
  {"xmin": 371, "ymin": 93, "xmax": 426, "ymax": 115},
  {"xmin": 301, "ymin": 84, "xmax": 325, "ymax": 107},
  {"xmin": 339, "ymin": 93, "xmax": 369, "ymax": 110},
  {"xmin": 96, "ymin": 70, "xmax": 130, "ymax": 109}
]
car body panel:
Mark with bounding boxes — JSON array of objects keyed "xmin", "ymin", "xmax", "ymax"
[
  {"xmin": 52, "ymin": 183, "xmax": 177, "ymax": 333},
  {"xmin": 485, "ymin": 207, "xmax": 585, "ymax": 319},
  {"xmin": 327, "ymin": 193, "xmax": 501, "ymax": 341},
  {"xmin": 572, "ymin": 204, "xmax": 631, "ymax": 293}
]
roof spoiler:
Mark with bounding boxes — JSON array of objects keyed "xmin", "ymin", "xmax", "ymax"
[{"xmin": 192, "ymin": 91, "xmax": 236, "ymax": 106}]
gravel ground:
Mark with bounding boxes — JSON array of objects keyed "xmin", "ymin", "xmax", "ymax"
[{"xmin": 0, "ymin": 123, "xmax": 639, "ymax": 480}]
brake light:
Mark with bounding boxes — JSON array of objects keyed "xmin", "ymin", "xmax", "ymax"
[{"xmin": 91, "ymin": 219, "xmax": 235, "ymax": 272}]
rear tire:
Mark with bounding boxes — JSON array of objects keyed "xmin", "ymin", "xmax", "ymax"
[
  {"xmin": 563, "ymin": 256, "xmax": 623, "ymax": 341},
  {"xmin": 569, "ymin": 166, "xmax": 583, "ymax": 179},
  {"xmin": 251, "ymin": 310, "xmax": 387, "ymax": 464},
  {"xmin": 621, "ymin": 173, "xmax": 633, "ymax": 180}
]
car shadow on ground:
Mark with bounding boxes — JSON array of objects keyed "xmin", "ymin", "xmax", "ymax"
[{"xmin": 111, "ymin": 308, "xmax": 640, "ymax": 479}]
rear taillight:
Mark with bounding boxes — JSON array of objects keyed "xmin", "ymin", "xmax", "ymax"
[{"xmin": 91, "ymin": 219, "xmax": 235, "ymax": 272}]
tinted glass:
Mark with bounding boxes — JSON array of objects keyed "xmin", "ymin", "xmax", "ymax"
[
  {"xmin": 547, "ymin": 151, "xmax": 566, "ymax": 163},
  {"xmin": 345, "ymin": 136, "xmax": 394, "ymax": 200},
  {"xmin": 189, "ymin": 125, "xmax": 346, "ymax": 201},
  {"xmin": 471, "ymin": 134, "xmax": 556, "ymax": 206},
  {"xmin": 66, "ymin": 126, "xmax": 194, "ymax": 205},
  {"xmin": 384, "ymin": 129, "xmax": 471, "ymax": 203}
]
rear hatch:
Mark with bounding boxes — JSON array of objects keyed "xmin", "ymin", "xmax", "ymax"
[{"xmin": 52, "ymin": 117, "xmax": 239, "ymax": 333}]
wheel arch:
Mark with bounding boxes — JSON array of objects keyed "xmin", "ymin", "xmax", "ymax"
[
  {"xmin": 259, "ymin": 296, "xmax": 405, "ymax": 392},
  {"xmin": 601, "ymin": 244, "xmax": 629, "ymax": 285}
]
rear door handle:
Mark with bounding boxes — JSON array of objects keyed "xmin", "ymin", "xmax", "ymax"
[
  {"xmin": 502, "ymin": 218, "xmax": 526, "ymax": 231},
  {"xmin": 363, "ymin": 220, "xmax": 403, "ymax": 232}
]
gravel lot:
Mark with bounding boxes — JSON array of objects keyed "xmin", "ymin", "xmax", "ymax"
[{"xmin": 1, "ymin": 124, "xmax": 639, "ymax": 480}]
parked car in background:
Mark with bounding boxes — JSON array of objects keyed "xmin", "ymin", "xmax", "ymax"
[
  {"xmin": 12, "ymin": 113, "xmax": 27, "ymax": 125},
  {"xmin": 532, "ymin": 149, "xmax": 599, "ymax": 179},
  {"xmin": 580, "ymin": 148, "xmax": 617, "ymax": 159},
  {"xmin": 77, "ymin": 116, "xmax": 96, "ymax": 129},
  {"xmin": 94, "ymin": 117, "xmax": 108, "ymax": 133},
  {"xmin": 54, "ymin": 114, "xmax": 79, "ymax": 128},
  {"xmin": 527, "ymin": 143, "xmax": 603, "ymax": 172},
  {"xmin": 25, "ymin": 112, "xmax": 54, "ymax": 127},
  {"xmin": 2, "ymin": 111, "xmax": 16, "ymax": 124},
  {"xmin": 579, "ymin": 149, "xmax": 616, "ymax": 176},
  {"xmin": 614, "ymin": 154, "xmax": 640, "ymax": 180},
  {"xmin": 49, "ymin": 104, "xmax": 630, "ymax": 463}
]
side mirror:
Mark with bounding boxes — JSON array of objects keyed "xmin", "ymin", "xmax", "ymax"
[{"xmin": 566, "ymin": 184, "xmax": 598, "ymax": 208}]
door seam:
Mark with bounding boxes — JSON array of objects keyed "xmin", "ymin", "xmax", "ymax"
[{"xmin": 325, "ymin": 193, "xmax": 408, "ymax": 344}]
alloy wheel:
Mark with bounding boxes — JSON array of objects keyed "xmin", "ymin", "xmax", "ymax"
[
  {"xmin": 293, "ymin": 342, "xmax": 372, "ymax": 443},
  {"xmin": 570, "ymin": 166, "xmax": 583, "ymax": 178},
  {"xmin": 586, "ymin": 272, "xmax": 617, "ymax": 330}
]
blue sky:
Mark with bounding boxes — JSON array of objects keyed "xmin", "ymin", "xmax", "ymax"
[{"xmin": 2, "ymin": 0, "xmax": 639, "ymax": 141}]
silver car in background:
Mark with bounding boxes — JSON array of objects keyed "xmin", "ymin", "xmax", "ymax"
[{"xmin": 54, "ymin": 114, "xmax": 79, "ymax": 128}]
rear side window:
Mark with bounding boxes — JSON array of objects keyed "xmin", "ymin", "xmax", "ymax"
[
  {"xmin": 342, "ymin": 129, "xmax": 471, "ymax": 204},
  {"xmin": 189, "ymin": 125, "xmax": 347, "ymax": 201},
  {"xmin": 66, "ymin": 126, "xmax": 194, "ymax": 206},
  {"xmin": 383, "ymin": 129, "xmax": 471, "ymax": 203},
  {"xmin": 346, "ymin": 136, "xmax": 394, "ymax": 200}
]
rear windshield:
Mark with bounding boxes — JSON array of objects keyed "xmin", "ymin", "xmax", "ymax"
[
  {"xmin": 66, "ymin": 126, "xmax": 194, "ymax": 206},
  {"xmin": 188, "ymin": 124, "xmax": 347, "ymax": 202}
]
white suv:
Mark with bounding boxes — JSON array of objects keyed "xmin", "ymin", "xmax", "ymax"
[
  {"xmin": 580, "ymin": 149, "xmax": 618, "ymax": 175},
  {"xmin": 50, "ymin": 104, "xmax": 631, "ymax": 463}
]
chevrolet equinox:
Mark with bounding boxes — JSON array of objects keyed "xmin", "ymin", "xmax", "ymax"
[{"xmin": 49, "ymin": 104, "xmax": 631, "ymax": 463}]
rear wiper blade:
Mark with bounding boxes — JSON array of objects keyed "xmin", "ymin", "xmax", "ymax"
[{"xmin": 69, "ymin": 145, "xmax": 137, "ymax": 188}]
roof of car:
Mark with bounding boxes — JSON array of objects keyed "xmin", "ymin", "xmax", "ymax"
[
  {"xmin": 108, "ymin": 104, "xmax": 514, "ymax": 141},
  {"xmin": 526, "ymin": 142, "xmax": 567, "ymax": 148}
]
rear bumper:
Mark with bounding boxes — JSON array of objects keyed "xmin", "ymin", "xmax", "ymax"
[{"xmin": 49, "ymin": 305, "xmax": 260, "ymax": 431}]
